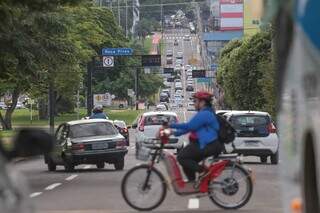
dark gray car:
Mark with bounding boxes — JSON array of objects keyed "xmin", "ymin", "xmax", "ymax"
[{"xmin": 44, "ymin": 119, "xmax": 128, "ymax": 172}]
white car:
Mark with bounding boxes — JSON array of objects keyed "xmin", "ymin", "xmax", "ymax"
[
  {"xmin": 175, "ymin": 82, "xmax": 183, "ymax": 90},
  {"xmin": 169, "ymin": 102, "xmax": 178, "ymax": 109},
  {"xmin": 156, "ymin": 104, "xmax": 167, "ymax": 111},
  {"xmin": 224, "ymin": 111, "xmax": 279, "ymax": 164},
  {"xmin": 133, "ymin": 111, "xmax": 183, "ymax": 152},
  {"xmin": 175, "ymin": 89, "xmax": 183, "ymax": 96},
  {"xmin": 185, "ymin": 65, "xmax": 192, "ymax": 70},
  {"xmin": 187, "ymin": 102, "xmax": 195, "ymax": 111},
  {"xmin": 184, "ymin": 34, "xmax": 191, "ymax": 41},
  {"xmin": 0, "ymin": 102, "xmax": 7, "ymax": 109},
  {"xmin": 175, "ymin": 64, "xmax": 182, "ymax": 69},
  {"xmin": 175, "ymin": 59, "xmax": 183, "ymax": 64}
]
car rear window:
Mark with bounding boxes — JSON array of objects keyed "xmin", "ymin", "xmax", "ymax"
[
  {"xmin": 230, "ymin": 115, "xmax": 270, "ymax": 137},
  {"xmin": 114, "ymin": 121, "xmax": 126, "ymax": 128},
  {"xmin": 70, "ymin": 122, "xmax": 118, "ymax": 138},
  {"xmin": 144, "ymin": 115, "xmax": 177, "ymax": 126}
]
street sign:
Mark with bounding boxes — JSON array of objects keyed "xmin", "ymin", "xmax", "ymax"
[
  {"xmin": 94, "ymin": 93, "xmax": 112, "ymax": 106},
  {"xmin": 141, "ymin": 55, "xmax": 161, "ymax": 67},
  {"xmin": 102, "ymin": 56, "xmax": 114, "ymax": 67},
  {"xmin": 102, "ymin": 48, "xmax": 133, "ymax": 56},
  {"xmin": 127, "ymin": 89, "xmax": 135, "ymax": 97},
  {"xmin": 192, "ymin": 69, "xmax": 206, "ymax": 78}
]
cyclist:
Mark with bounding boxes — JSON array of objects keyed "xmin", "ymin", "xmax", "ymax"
[
  {"xmin": 89, "ymin": 105, "xmax": 109, "ymax": 119},
  {"xmin": 168, "ymin": 91, "xmax": 223, "ymax": 182}
]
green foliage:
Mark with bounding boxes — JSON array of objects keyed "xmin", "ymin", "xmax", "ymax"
[
  {"xmin": 0, "ymin": 0, "xmax": 126, "ymax": 129},
  {"xmin": 217, "ymin": 30, "xmax": 275, "ymax": 115}
]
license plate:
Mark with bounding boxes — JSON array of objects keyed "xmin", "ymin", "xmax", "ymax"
[
  {"xmin": 245, "ymin": 140, "xmax": 260, "ymax": 147},
  {"xmin": 92, "ymin": 143, "xmax": 108, "ymax": 149}
]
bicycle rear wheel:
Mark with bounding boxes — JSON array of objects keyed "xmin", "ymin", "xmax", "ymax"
[
  {"xmin": 208, "ymin": 162, "xmax": 253, "ymax": 209},
  {"xmin": 121, "ymin": 165, "xmax": 167, "ymax": 211}
]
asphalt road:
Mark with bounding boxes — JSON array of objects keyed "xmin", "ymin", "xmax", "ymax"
[
  {"xmin": 11, "ymin": 29, "xmax": 283, "ymax": 213},
  {"xmin": 12, "ymin": 110, "xmax": 283, "ymax": 213}
]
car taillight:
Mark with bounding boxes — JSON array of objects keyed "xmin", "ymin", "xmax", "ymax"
[
  {"xmin": 116, "ymin": 140, "xmax": 126, "ymax": 148},
  {"xmin": 123, "ymin": 128, "xmax": 128, "ymax": 133},
  {"xmin": 139, "ymin": 118, "xmax": 145, "ymax": 131},
  {"xmin": 72, "ymin": 143, "xmax": 85, "ymax": 151},
  {"xmin": 268, "ymin": 123, "xmax": 277, "ymax": 133}
]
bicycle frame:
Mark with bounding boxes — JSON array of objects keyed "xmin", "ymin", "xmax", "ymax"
[{"xmin": 144, "ymin": 142, "xmax": 231, "ymax": 196}]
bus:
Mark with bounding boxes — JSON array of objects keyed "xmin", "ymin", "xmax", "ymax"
[{"xmin": 270, "ymin": 0, "xmax": 320, "ymax": 212}]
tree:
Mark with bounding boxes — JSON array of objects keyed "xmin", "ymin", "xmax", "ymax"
[
  {"xmin": 216, "ymin": 30, "xmax": 275, "ymax": 115},
  {"xmin": 0, "ymin": 1, "xmax": 126, "ymax": 129}
]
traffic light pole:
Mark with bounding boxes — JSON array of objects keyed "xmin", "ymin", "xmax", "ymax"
[
  {"xmin": 135, "ymin": 67, "xmax": 139, "ymax": 110},
  {"xmin": 86, "ymin": 54, "xmax": 160, "ymax": 113},
  {"xmin": 48, "ymin": 80, "xmax": 55, "ymax": 135},
  {"xmin": 87, "ymin": 59, "xmax": 93, "ymax": 116}
]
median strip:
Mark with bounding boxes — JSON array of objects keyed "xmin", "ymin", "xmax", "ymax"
[{"xmin": 45, "ymin": 183, "xmax": 62, "ymax": 191}]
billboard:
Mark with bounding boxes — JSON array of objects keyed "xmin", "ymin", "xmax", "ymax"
[
  {"xmin": 220, "ymin": 0, "xmax": 243, "ymax": 31},
  {"xmin": 94, "ymin": 93, "xmax": 112, "ymax": 107}
]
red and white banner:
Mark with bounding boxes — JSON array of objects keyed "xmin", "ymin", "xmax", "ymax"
[{"xmin": 220, "ymin": 0, "xmax": 243, "ymax": 31}]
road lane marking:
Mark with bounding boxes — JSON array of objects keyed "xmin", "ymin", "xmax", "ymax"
[
  {"xmin": 45, "ymin": 183, "xmax": 62, "ymax": 191},
  {"xmin": 183, "ymin": 110, "xmax": 187, "ymax": 122},
  {"xmin": 188, "ymin": 198, "xmax": 199, "ymax": 209},
  {"xmin": 65, "ymin": 174, "xmax": 78, "ymax": 181},
  {"xmin": 83, "ymin": 165, "xmax": 92, "ymax": 169},
  {"xmin": 30, "ymin": 192, "xmax": 42, "ymax": 198}
]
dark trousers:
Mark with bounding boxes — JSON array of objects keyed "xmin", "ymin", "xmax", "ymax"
[{"xmin": 177, "ymin": 141, "xmax": 223, "ymax": 181}]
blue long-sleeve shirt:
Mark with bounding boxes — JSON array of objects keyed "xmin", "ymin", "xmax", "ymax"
[
  {"xmin": 89, "ymin": 112, "xmax": 108, "ymax": 119},
  {"xmin": 169, "ymin": 107, "xmax": 219, "ymax": 149}
]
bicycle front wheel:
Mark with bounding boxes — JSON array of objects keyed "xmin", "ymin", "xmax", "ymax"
[
  {"xmin": 208, "ymin": 162, "xmax": 253, "ymax": 209},
  {"xmin": 121, "ymin": 165, "xmax": 167, "ymax": 211}
]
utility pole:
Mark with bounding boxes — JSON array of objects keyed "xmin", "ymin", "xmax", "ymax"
[
  {"xmin": 86, "ymin": 60, "xmax": 93, "ymax": 116},
  {"xmin": 48, "ymin": 80, "xmax": 55, "ymax": 135},
  {"xmin": 125, "ymin": 0, "xmax": 128, "ymax": 37},
  {"xmin": 160, "ymin": 0, "xmax": 163, "ymax": 55},
  {"xmin": 118, "ymin": 0, "xmax": 121, "ymax": 26},
  {"xmin": 135, "ymin": 68, "xmax": 139, "ymax": 110}
]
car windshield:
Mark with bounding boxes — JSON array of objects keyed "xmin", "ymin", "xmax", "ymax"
[
  {"xmin": 144, "ymin": 115, "xmax": 177, "ymax": 126},
  {"xmin": 70, "ymin": 122, "xmax": 117, "ymax": 138}
]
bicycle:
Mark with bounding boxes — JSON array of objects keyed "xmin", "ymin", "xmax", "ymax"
[{"xmin": 121, "ymin": 128, "xmax": 253, "ymax": 211}]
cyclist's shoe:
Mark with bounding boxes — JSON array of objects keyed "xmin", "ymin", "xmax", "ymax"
[{"xmin": 194, "ymin": 169, "xmax": 210, "ymax": 188}]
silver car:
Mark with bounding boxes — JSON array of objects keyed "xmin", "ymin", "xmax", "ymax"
[{"xmin": 133, "ymin": 111, "xmax": 183, "ymax": 153}]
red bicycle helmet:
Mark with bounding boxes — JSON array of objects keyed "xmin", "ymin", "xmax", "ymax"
[{"xmin": 192, "ymin": 91, "xmax": 213, "ymax": 101}]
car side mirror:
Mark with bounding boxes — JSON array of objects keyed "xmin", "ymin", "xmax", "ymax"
[
  {"xmin": 2, "ymin": 128, "xmax": 54, "ymax": 160},
  {"xmin": 132, "ymin": 123, "xmax": 138, "ymax": 129}
]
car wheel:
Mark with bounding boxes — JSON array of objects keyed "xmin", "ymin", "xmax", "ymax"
[
  {"xmin": 47, "ymin": 159, "xmax": 56, "ymax": 171},
  {"xmin": 114, "ymin": 158, "xmax": 125, "ymax": 170},
  {"xmin": 64, "ymin": 163, "xmax": 75, "ymax": 172},
  {"xmin": 96, "ymin": 162, "xmax": 105, "ymax": 169},
  {"xmin": 270, "ymin": 151, "xmax": 279, "ymax": 165},
  {"xmin": 260, "ymin": 156, "xmax": 268, "ymax": 164}
]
